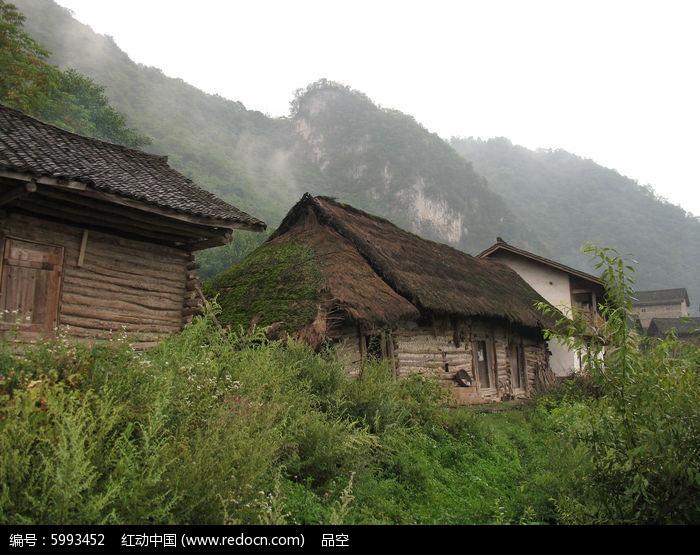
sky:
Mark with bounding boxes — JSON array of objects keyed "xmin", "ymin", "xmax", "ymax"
[{"xmin": 53, "ymin": 0, "xmax": 700, "ymax": 217}]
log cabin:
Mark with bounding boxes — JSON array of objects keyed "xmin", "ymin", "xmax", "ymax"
[
  {"xmin": 0, "ymin": 105, "xmax": 266, "ymax": 348},
  {"xmin": 205, "ymin": 193, "xmax": 558, "ymax": 404}
]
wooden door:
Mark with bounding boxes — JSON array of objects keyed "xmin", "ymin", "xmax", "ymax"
[
  {"xmin": 510, "ymin": 342, "xmax": 527, "ymax": 391},
  {"xmin": 474, "ymin": 339, "xmax": 492, "ymax": 388},
  {"xmin": 0, "ymin": 238, "xmax": 64, "ymax": 336}
]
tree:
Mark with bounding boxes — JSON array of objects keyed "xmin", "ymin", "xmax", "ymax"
[
  {"xmin": 48, "ymin": 68, "xmax": 150, "ymax": 147},
  {"xmin": 538, "ymin": 243, "xmax": 700, "ymax": 523},
  {"xmin": 0, "ymin": 0, "xmax": 59, "ymax": 113},
  {"xmin": 0, "ymin": 1, "xmax": 149, "ymax": 148}
]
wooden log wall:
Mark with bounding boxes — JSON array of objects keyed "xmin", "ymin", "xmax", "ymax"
[
  {"xmin": 393, "ymin": 318, "xmax": 547, "ymax": 404},
  {"xmin": 1, "ymin": 213, "xmax": 194, "ymax": 349},
  {"xmin": 525, "ymin": 341, "xmax": 549, "ymax": 391},
  {"xmin": 319, "ymin": 306, "xmax": 551, "ymax": 406},
  {"xmin": 495, "ymin": 339, "xmax": 509, "ymax": 390},
  {"xmin": 325, "ymin": 314, "xmax": 549, "ymax": 405}
]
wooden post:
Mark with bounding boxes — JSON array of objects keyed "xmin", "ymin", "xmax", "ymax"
[
  {"xmin": 194, "ymin": 284, "xmax": 221, "ymax": 327},
  {"xmin": 77, "ymin": 229, "xmax": 89, "ymax": 267}
]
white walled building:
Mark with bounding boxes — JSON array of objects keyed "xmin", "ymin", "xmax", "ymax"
[{"xmin": 479, "ymin": 238, "xmax": 606, "ymax": 377}]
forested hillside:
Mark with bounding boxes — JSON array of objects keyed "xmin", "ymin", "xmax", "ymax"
[
  {"xmin": 285, "ymin": 81, "xmax": 544, "ymax": 255},
  {"xmin": 13, "ymin": 0, "xmax": 294, "ymax": 225},
  {"xmin": 450, "ymin": 137, "xmax": 700, "ymax": 311},
  {"xmin": 14, "ymin": 0, "xmax": 542, "ymax": 256},
  {"xmin": 11, "ymin": 0, "xmax": 700, "ymax": 309}
]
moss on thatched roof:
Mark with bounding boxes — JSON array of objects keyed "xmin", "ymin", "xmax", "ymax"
[
  {"xmin": 206, "ymin": 193, "xmax": 556, "ymax": 336},
  {"xmin": 203, "ymin": 241, "xmax": 324, "ymax": 333},
  {"xmin": 270, "ymin": 194, "xmax": 554, "ymax": 330},
  {"xmin": 275, "ymin": 224, "xmax": 420, "ymax": 327}
]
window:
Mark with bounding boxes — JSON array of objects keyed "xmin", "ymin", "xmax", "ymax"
[
  {"xmin": 0, "ymin": 238, "xmax": 64, "ymax": 335},
  {"xmin": 362, "ymin": 331, "xmax": 394, "ymax": 361},
  {"xmin": 572, "ymin": 291, "xmax": 593, "ymax": 311},
  {"xmin": 364, "ymin": 333, "xmax": 385, "ymax": 359},
  {"xmin": 473, "ymin": 339, "xmax": 493, "ymax": 389}
]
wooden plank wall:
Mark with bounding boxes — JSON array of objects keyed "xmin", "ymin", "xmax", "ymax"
[
  {"xmin": 525, "ymin": 341, "xmax": 548, "ymax": 391},
  {"xmin": 1, "ymin": 213, "xmax": 191, "ymax": 349},
  {"xmin": 396, "ymin": 319, "xmax": 476, "ymax": 399}
]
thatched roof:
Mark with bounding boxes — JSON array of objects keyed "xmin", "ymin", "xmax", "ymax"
[
  {"xmin": 268, "ymin": 223, "xmax": 420, "ymax": 327},
  {"xmin": 265, "ymin": 194, "xmax": 555, "ymax": 330}
]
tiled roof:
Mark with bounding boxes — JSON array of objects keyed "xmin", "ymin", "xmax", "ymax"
[
  {"xmin": 647, "ymin": 317, "xmax": 700, "ymax": 337},
  {"xmin": 632, "ymin": 288, "xmax": 690, "ymax": 306},
  {"xmin": 477, "ymin": 238, "xmax": 604, "ymax": 285},
  {"xmin": 0, "ymin": 105, "xmax": 265, "ymax": 229}
]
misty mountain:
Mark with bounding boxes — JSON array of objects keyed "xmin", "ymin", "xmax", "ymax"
[
  {"xmin": 14, "ymin": 0, "xmax": 544, "ymax": 254},
  {"xmin": 12, "ymin": 0, "xmax": 700, "ymax": 312},
  {"xmin": 285, "ymin": 80, "xmax": 546, "ymax": 254},
  {"xmin": 450, "ymin": 137, "xmax": 700, "ymax": 311},
  {"xmin": 13, "ymin": 0, "xmax": 297, "ymax": 225}
]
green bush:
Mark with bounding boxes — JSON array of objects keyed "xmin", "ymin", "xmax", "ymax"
[
  {"xmin": 0, "ymin": 366, "xmax": 175, "ymax": 524},
  {"xmin": 3, "ymin": 261, "xmax": 695, "ymax": 525},
  {"xmin": 537, "ymin": 243, "xmax": 700, "ymax": 524}
]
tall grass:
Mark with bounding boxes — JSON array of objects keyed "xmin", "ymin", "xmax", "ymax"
[{"xmin": 1, "ymin": 265, "xmax": 697, "ymax": 524}]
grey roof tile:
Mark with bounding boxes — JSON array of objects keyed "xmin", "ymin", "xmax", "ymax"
[
  {"xmin": 0, "ymin": 105, "xmax": 266, "ymax": 229},
  {"xmin": 633, "ymin": 288, "xmax": 689, "ymax": 306}
]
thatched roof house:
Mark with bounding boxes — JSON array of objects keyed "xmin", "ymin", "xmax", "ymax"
[
  {"xmin": 0, "ymin": 104, "xmax": 265, "ymax": 347},
  {"xmin": 207, "ymin": 194, "xmax": 556, "ymax": 404}
]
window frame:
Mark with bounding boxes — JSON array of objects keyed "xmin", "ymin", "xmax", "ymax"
[{"xmin": 360, "ymin": 329, "xmax": 396, "ymax": 365}]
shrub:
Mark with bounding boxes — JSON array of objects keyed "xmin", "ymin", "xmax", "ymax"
[{"xmin": 537, "ymin": 243, "xmax": 700, "ymax": 524}]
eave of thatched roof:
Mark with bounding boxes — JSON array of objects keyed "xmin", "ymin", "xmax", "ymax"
[{"xmin": 271, "ymin": 194, "xmax": 556, "ymax": 330}]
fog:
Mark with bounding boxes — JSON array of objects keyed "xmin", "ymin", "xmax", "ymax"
[{"xmin": 54, "ymin": 0, "xmax": 700, "ymax": 217}]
